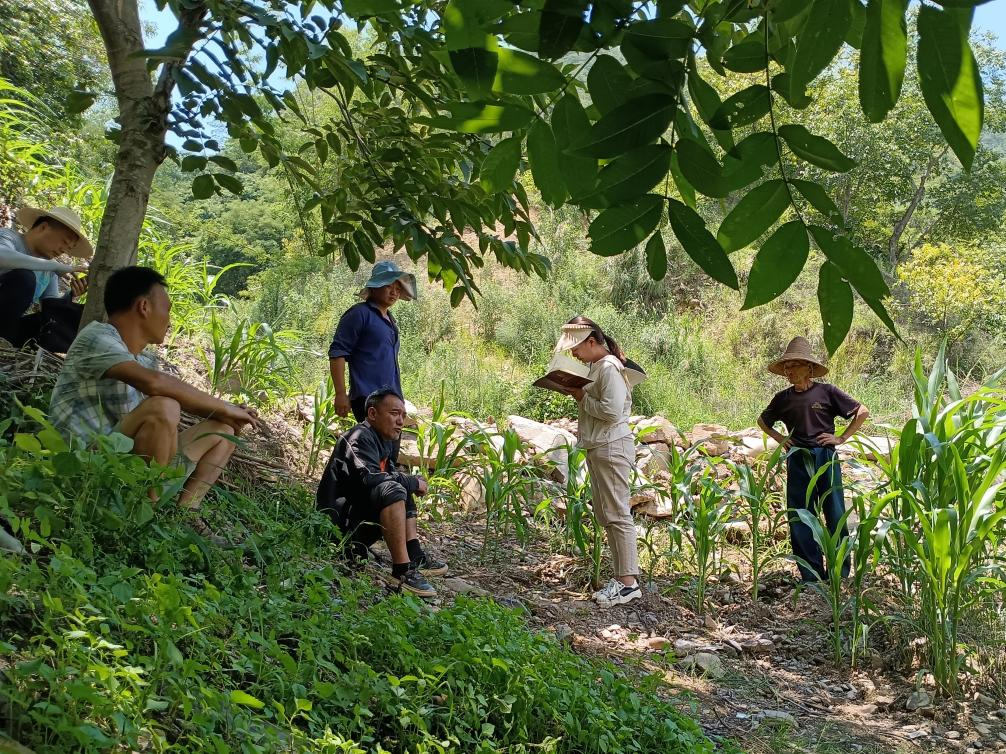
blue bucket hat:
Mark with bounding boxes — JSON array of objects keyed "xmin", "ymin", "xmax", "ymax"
[{"xmin": 360, "ymin": 260, "xmax": 417, "ymax": 301}]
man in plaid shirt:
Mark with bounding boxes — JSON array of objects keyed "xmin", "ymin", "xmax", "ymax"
[{"xmin": 49, "ymin": 267, "xmax": 259, "ymax": 526}]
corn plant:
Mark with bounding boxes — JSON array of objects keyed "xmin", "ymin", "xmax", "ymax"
[
  {"xmin": 461, "ymin": 427, "xmax": 537, "ymax": 563},
  {"xmin": 199, "ymin": 312, "xmax": 302, "ymax": 405},
  {"xmin": 684, "ymin": 470, "xmax": 733, "ymax": 614},
  {"xmin": 557, "ymin": 445, "xmax": 607, "ymax": 587},
  {"xmin": 303, "ymin": 376, "xmax": 352, "ymax": 476},
  {"xmin": 871, "ymin": 345, "xmax": 1006, "ymax": 694},
  {"xmin": 408, "ymin": 383, "xmax": 469, "ymax": 479},
  {"xmin": 727, "ymin": 444, "xmax": 787, "ymax": 601}
]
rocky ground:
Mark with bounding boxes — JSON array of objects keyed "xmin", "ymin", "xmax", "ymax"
[{"xmin": 360, "ymin": 518, "xmax": 1006, "ymax": 754}]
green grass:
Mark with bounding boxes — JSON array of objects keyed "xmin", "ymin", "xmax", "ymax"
[{"xmin": 0, "ymin": 417, "xmax": 723, "ymax": 754}]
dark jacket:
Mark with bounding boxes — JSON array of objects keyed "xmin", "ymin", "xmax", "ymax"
[{"xmin": 317, "ymin": 421, "xmax": 419, "ymax": 528}]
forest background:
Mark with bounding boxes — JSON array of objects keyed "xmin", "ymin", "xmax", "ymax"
[{"xmin": 3, "ymin": 0, "xmax": 1006, "ymax": 430}]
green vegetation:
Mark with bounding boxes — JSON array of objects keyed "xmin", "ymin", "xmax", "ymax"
[{"xmin": 0, "ymin": 412, "xmax": 719, "ymax": 754}]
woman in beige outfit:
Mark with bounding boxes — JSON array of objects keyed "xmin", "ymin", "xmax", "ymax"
[{"xmin": 555, "ymin": 316, "xmax": 645, "ymax": 606}]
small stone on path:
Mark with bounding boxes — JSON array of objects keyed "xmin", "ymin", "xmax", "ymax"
[
  {"xmin": 906, "ymin": 690, "xmax": 932, "ymax": 711},
  {"xmin": 680, "ymin": 652, "xmax": 725, "ymax": 679}
]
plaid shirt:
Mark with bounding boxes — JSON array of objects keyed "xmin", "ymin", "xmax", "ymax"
[{"xmin": 49, "ymin": 322, "xmax": 158, "ymax": 444}]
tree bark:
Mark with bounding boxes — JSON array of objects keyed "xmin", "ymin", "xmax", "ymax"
[
  {"xmin": 81, "ymin": 0, "xmax": 203, "ymax": 328},
  {"xmin": 887, "ymin": 146, "xmax": 948, "ymax": 269}
]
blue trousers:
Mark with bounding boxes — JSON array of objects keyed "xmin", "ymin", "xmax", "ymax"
[{"xmin": 786, "ymin": 447, "xmax": 850, "ymax": 582}]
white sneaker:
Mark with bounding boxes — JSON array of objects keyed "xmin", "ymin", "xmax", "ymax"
[{"xmin": 593, "ymin": 579, "xmax": 642, "ymax": 606}]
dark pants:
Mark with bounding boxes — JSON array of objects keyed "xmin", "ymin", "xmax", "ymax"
[
  {"xmin": 0, "ymin": 269, "xmax": 35, "ymax": 345},
  {"xmin": 786, "ymin": 446, "xmax": 850, "ymax": 582},
  {"xmin": 319, "ymin": 489, "xmax": 417, "ymax": 561}
]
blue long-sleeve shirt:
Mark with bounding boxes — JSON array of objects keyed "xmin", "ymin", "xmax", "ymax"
[
  {"xmin": 0, "ymin": 228, "xmax": 75, "ymax": 303},
  {"xmin": 327, "ymin": 301, "xmax": 402, "ymax": 401}
]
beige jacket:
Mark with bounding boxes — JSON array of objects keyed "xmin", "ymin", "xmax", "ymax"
[{"xmin": 577, "ymin": 355, "xmax": 633, "ymax": 449}]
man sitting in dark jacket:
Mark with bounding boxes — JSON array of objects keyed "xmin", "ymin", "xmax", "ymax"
[{"xmin": 317, "ymin": 388, "xmax": 447, "ymax": 597}]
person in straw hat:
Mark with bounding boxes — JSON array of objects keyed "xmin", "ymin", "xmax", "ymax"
[
  {"xmin": 757, "ymin": 336, "xmax": 870, "ymax": 583},
  {"xmin": 327, "ymin": 260, "xmax": 417, "ymax": 422},
  {"xmin": 554, "ymin": 315, "xmax": 646, "ymax": 606},
  {"xmin": 0, "ymin": 205, "xmax": 91, "ymax": 346}
]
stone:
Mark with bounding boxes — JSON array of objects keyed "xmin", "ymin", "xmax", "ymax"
[
  {"xmin": 555, "ymin": 624, "xmax": 574, "ymax": 643},
  {"xmin": 506, "ymin": 415, "xmax": 580, "ymax": 483},
  {"xmin": 674, "ymin": 638, "xmax": 704, "ymax": 654},
  {"xmin": 442, "ymin": 577, "xmax": 488, "ymax": 597},
  {"xmin": 680, "ymin": 652, "xmax": 725, "ymax": 679},
  {"xmin": 629, "ymin": 490, "xmax": 677, "ymax": 519},
  {"xmin": 634, "ymin": 415, "xmax": 680, "ymax": 444},
  {"xmin": 907, "ymin": 690, "xmax": 932, "ymax": 711},
  {"xmin": 756, "ymin": 710, "xmax": 797, "ymax": 727},
  {"xmin": 646, "ymin": 636, "xmax": 670, "ymax": 651},
  {"xmin": 686, "ymin": 423, "xmax": 732, "ymax": 457},
  {"xmin": 976, "ymin": 723, "xmax": 993, "ymax": 736},
  {"xmin": 734, "ymin": 430, "xmax": 780, "ymax": 461},
  {"xmin": 0, "ymin": 527, "xmax": 24, "ymax": 555},
  {"xmin": 948, "ymin": 732, "xmax": 962, "ymax": 740},
  {"xmin": 636, "ymin": 442, "xmax": 672, "ymax": 475}
]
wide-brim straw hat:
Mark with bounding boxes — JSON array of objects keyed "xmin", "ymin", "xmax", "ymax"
[
  {"xmin": 767, "ymin": 336, "xmax": 829, "ymax": 377},
  {"xmin": 15, "ymin": 205, "xmax": 93, "ymax": 259},
  {"xmin": 357, "ymin": 260, "xmax": 417, "ymax": 301},
  {"xmin": 553, "ymin": 323, "xmax": 593, "ymax": 352}
]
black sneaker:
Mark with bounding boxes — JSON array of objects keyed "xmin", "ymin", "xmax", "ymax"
[
  {"xmin": 413, "ymin": 551, "xmax": 449, "ymax": 576},
  {"xmin": 397, "ymin": 568, "xmax": 437, "ymax": 598}
]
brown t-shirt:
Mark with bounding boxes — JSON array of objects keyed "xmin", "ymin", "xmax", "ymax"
[{"xmin": 759, "ymin": 382, "xmax": 861, "ymax": 448}]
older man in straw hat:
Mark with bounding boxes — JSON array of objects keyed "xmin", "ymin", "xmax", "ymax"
[
  {"xmin": 757, "ymin": 337, "xmax": 870, "ymax": 583},
  {"xmin": 327, "ymin": 260, "xmax": 417, "ymax": 422},
  {"xmin": 0, "ymin": 205, "xmax": 91, "ymax": 346}
]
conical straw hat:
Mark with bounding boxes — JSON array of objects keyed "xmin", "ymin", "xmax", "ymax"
[
  {"xmin": 15, "ymin": 205, "xmax": 93, "ymax": 259},
  {"xmin": 767, "ymin": 336, "xmax": 828, "ymax": 377}
]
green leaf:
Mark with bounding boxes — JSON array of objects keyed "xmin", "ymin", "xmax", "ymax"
[
  {"xmin": 343, "ymin": 0, "xmax": 401, "ymax": 17},
  {"xmin": 859, "ymin": 0, "xmax": 908, "ymax": 122},
  {"xmin": 450, "ymin": 48, "xmax": 499, "ymax": 92},
  {"xmin": 788, "ymin": 0, "xmax": 852, "ymax": 96},
  {"xmin": 791, "ymin": 179, "xmax": 845, "ymax": 225},
  {"xmin": 742, "ymin": 221, "xmax": 810, "ymax": 309},
  {"xmin": 710, "ymin": 85, "xmax": 770, "ymax": 129},
  {"xmin": 667, "ymin": 198, "xmax": 738, "ymax": 289},
  {"xmin": 497, "ymin": 11, "xmax": 541, "ymax": 51},
  {"xmin": 493, "ymin": 48, "xmax": 565, "ymax": 94},
  {"xmin": 66, "ymin": 89, "xmax": 98, "ymax": 115},
  {"xmin": 917, "ymin": 4, "xmax": 984, "ymax": 170},
  {"xmin": 424, "ymin": 101, "xmax": 535, "ymax": 134},
  {"xmin": 230, "ymin": 689, "xmax": 266, "ymax": 709},
  {"xmin": 214, "ymin": 173, "xmax": 243, "ymax": 195},
  {"xmin": 191, "ymin": 174, "xmax": 215, "ymax": 199},
  {"xmin": 444, "ymin": 0, "xmax": 511, "ymax": 49},
  {"xmin": 588, "ymin": 55, "xmax": 635, "ymax": 115},
  {"xmin": 593, "ymin": 144, "xmax": 672, "ymax": 204},
  {"xmin": 717, "ymin": 179, "xmax": 789, "ymax": 252},
  {"xmin": 817, "ymin": 261, "xmax": 854, "ymax": 355},
  {"xmin": 669, "ymin": 152, "xmax": 696, "ymax": 208},
  {"xmin": 722, "ymin": 38, "xmax": 769, "ymax": 73},
  {"xmin": 675, "ymin": 138, "xmax": 727, "ymax": 198},
  {"xmin": 588, "ymin": 194, "xmax": 663, "ymax": 255},
  {"xmin": 569, "ymin": 94, "xmax": 676, "ymax": 158},
  {"xmin": 539, "ymin": 0, "xmax": 586, "ymax": 59},
  {"xmin": 645, "ymin": 232, "xmax": 667, "ymax": 281},
  {"xmin": 779, "ymin": 124, "xmax": 856, "ymax": 172},
  {"xmin": 480, "ymin": 136, "xmax": 522, "ymax": 193},
  {"xmin": 528, "ymin": 121, "xmax": 567, "ymax": 207},
  {"xmin": 771, "ymin": 72, "xmax": 813, "ymax": 109},
  {"xmin": 621, "ymin": 18, "xmax": 693, "ymax": 77},
  {"xmin": 551, "ymin": 95, "xmax": 597, "ymax": 198},
  {"xmin": 181, "ymin": 155, "xmax": 207, "ymax": 172},
  {"xmin": 809, "ymin": 225, "xmax": 889, "ymax": 300},
  {"xmin": 209, "ymin": 155, "xmax": 238, "ymax": 172}
]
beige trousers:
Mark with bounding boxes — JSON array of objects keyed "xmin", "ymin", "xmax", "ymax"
[{"xmin": 585, "ymin": 434, "xmax": 639, "ymax": 578}]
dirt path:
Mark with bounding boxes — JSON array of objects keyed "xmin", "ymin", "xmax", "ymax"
[{"xmin": 382, "ymin": 520, "xmax": 1006, "ymax": 754}]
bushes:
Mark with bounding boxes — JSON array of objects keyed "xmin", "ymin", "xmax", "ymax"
[{"xmin": 0, "ymin": 418, "xmax": 719, "ymax": 754}]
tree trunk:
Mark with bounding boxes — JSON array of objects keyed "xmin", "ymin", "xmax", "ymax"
[
  {"xmin": 887, "ymin": 146, "xmax": 948, "ymax": 269},
  {"xmin": 81, "ymin": 0, "xmax": 203, "ymax": 328}
]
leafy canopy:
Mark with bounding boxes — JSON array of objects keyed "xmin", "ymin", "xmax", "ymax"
[{"xmin": 80, "ymin": 0, "xmax": 989, "ymax": 351}]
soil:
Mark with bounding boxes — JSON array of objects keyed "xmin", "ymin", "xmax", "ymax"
[{"xmin": 374, "ymin": 517, "xmax": 1006, "ymax": 754}]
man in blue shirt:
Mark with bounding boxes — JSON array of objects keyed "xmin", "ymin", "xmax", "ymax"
[
  {"xmin": 328, "ymin": 260, "xmax": 417, "ymax": 421},
  {"xmin": 0, "ymin": 205, "xmax": 91, "ymax": 346}
]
